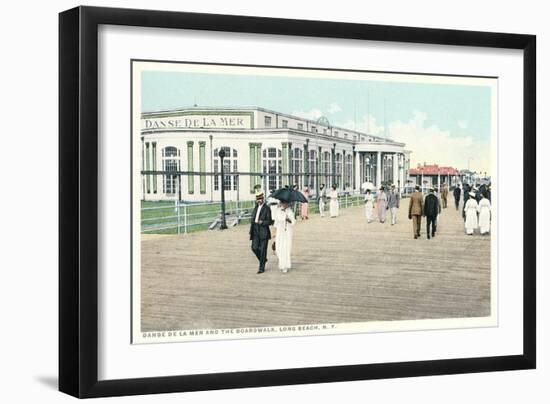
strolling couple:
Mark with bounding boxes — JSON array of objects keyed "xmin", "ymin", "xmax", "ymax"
[{"xmin": 249, "ymin": 191, "xmax": 295, "ymax": 274}]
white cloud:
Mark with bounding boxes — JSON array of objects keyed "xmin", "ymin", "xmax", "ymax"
[
  {"xmin": 327, "ymin": 103, "xmax": 342, "ymax": 114},
  {"xmin": 334, "ymin": 114, "xmax": 385, "ymax": 136},
  {"xmin": 292, "ymin": 108, "xmax": 324, "ymax": 120},
  {"xmin": 458, "ymin": 119, "xmax": 468, "ymax": 129},
  {"xmin": 388, "ymin": 111, "xmax": 490, "ymax": 173},
  {"xmin": 305, "ymin": 110, "xmax": 490, "ymax": 173}
]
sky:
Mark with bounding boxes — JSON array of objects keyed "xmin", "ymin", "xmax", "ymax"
[{"xmin": 142, "ymin": 68, "xmax": 494, "ymax": 174}]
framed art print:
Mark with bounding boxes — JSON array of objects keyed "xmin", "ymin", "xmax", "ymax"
[{"xmin": 59, "ymin": 6, "xmax": 536, "ymax": 398}]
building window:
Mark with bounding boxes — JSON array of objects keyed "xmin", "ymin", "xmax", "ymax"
[
  {"xmin": 264, "ymin": 116, "xmax": 272, "ymax": 127},
  {"xmin": 345, "ymin": 154, "xmax": 353, "ymax": 188},
  {"xmin": 311, "ymin": 126, "xmax": 317, "ymax": 133},
  {"xmin": 363, "ymin": 152, "xmax": 377, "ymax": 184},
  {"xmin": 382, "ymin": 153, "xmax": 394, "ymax": 184},
  {"xmin": 213, "ymin": 147, "xmax": 237, "ymax": 191},
  {"xmin": 263, "ymin": 147, "xmax": 282, "ymax": 191},
  {"xmin": 323, "ymin": 128, "xmax": 328, "ymax": 135},
  {"xmin": 292, "ymin": 147, "xmax": 303, "ymax": 189},
  {"xmin": 162, "ymin": 146, "xmax": 180, "ymax": 195},
  {"xmin": 343, "ymin": 133, "xmax": 348, "ymax": 139},
  {"xmin": 297, "ymin": 123, "xmax": 304, "ymax": 131},
  {"xmin": 334, "ymin": 131, "xmax": 339, "ymax": 137},
  {"xmin": 282, "ymin": 120, "xmax": 288, "ymax": 128}
]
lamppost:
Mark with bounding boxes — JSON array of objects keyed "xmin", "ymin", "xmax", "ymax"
[
  {"xmin": 219, "ymin": 149, "xmax": 228, "ymax": 230},
  {"xmin": 398, "ymin": 156, "xmax": 403, "ymax": 194}
]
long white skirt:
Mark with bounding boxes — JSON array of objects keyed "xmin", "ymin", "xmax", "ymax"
[
  {"xmin": 479, "ymin": 207, "xmax": 491, "ymax": 234},
  {"xmin": 465, "ymin": 209, "xmax": 478, "ymax": 234},
  {"xmin": 330, "ymin": 199, "xmax": 339, "ymax": 217},
  {"xmin": 275, "ymin": 228, "xmax": 293, "ymax": 271},
  {"xmin": 365, "ymin": 201, "xmax": 374, "ymax": 222}
]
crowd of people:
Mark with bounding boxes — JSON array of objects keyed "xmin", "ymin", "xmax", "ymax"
[
  {"xmin": 248, "ymin": 181, "xmax": 492, "ymax": 274},
  {"xmin": 459, "ymin": 183, "xmax": 492, "ymax": 236}
]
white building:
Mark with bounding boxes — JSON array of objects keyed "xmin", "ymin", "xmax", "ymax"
[{"xmin": 140, "ymin": 107, "xmax": 411, "ymax": 201}]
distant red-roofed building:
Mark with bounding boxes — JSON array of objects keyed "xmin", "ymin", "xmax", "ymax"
[{"xmin": 409, "ymin": 163, "xmax": 463, "ymax": 191}]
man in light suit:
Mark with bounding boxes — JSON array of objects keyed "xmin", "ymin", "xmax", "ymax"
[
  {"xmin": 408, "ymin": 185, "xmax": 424, "ymax": 239},
  {"xmin": 249, "ymin": 191, "xmax": 274, "ymax": 274},
  {"xmin": 387, "ymin": 184, "xmax": 400, "ymax": 225}
]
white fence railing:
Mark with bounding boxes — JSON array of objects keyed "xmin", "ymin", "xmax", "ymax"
[{"xmin": 141, "ymin": 190, "xmax": 375, "ymax": 234}]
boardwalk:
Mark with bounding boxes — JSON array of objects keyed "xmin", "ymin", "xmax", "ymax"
[{"xmin": 140, "ymin": 198, "xmax": 491, "ymax": 332}]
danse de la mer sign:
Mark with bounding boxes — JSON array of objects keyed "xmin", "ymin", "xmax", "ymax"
[{"xmin": 142, "ymin": 114, "xmax": 252, "ymax": 130}]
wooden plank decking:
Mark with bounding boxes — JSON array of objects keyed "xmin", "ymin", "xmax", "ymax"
[{"xmin": 140, "ymin": 199, "xmax": 491, "ymax": 331}]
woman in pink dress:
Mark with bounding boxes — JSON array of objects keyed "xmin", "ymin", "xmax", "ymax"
[
  {"xmin": 300, "ymin": 186, "xmax": 310, "ymax": 220},
  {"xmin": 377, "ymin": 186, "xmax": 387, "ymax": 223}
]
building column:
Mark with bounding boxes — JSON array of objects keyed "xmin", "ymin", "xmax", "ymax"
[
  {"xmin": 392, "ymin": 152, "xmax": 398, "ymax": 187},
  {"xmin": 315, "ymin": 146, "xmax": 326, "ymax": 195},
  {"xmin": 199, "ymin": 141, "xmax": 206, "ymax": 194},
  {"xmin": 331, "ymin": 144, "xmax": 336, "ymax": 188},
  {"xmin": 249, "ymin": 143, "xmax": 262, "ymax": 193},
  {"xmin": 152, "ymin": 142, "xmax": 158, "ymax": 195},
  {"xmin": 399, "ymin": 154, "xmax": 406, "ymax": 193},
  {"xmin": 282, "ymin": 142, "xmax": 289, "ymax": 187},
  {"xmin": 303, "ymin": 140, "xmax": 309, "ymax": 189},
  {"xmin": 342, "ymin": 149, "xmax": 346, "ymax": 190},
  {"xmin": 187, "ymin": 141, "xmax": 194, "ymax": 194},
  {"xmin": 287, "ymin": 142, "xmax": 293, "ymax": 187},
  {"xmin": 376, "ymin": 151, "xmax": 382, "ymax": 189},
  {"xmin": 353, "ymin": 147, "xmax": 359, "ymax": 192}
]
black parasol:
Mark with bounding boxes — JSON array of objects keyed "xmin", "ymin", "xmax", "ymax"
[{"xmin": 270, "ymin": 188, "xmax": 307, "ymax": 203}]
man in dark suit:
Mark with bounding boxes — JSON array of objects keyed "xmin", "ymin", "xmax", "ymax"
[
  {"xmin": 453, "ymin": 185, "xmax": 461, "ymax": 211},
  {"xmin": 249, "ymin": 191, "xmax": 273, "ymax": 274},
  {"xmin": 423, "ymin": 187, "xmax": 441, "ymax": 239}
]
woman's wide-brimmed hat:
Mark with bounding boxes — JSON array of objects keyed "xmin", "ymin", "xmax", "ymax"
[{"xmin": 469, "ymin": 191, "xmax": 476, "ymax": 198}]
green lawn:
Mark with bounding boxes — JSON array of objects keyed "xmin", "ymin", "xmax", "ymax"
[{"xmin": 140, "ymin": 195, "xmax": 365, "ymax": 234}]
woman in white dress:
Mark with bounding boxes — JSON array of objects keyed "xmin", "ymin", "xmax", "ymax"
[
  {"xmin": 478, "ymin": 192, "xmax": 491, "ymax": 235},
  {"xmin": 273, "ymin": 200, "xmax": 296, "ymax": 273},
  {"xmin": 464, "ymin": 191, "xmax": 479, "ymax": 235},
  {"xmin": 329, "ymin": 186, "xmax": 339, "ymax": 218},
  {"xmin": 364, "ymin": 189, "xmax": 374, "ymax": 223}
]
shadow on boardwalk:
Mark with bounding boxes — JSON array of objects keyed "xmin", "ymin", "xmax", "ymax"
[{"xmin": 141, "ymin": 199, "xmax": 491, "ymax": 331}]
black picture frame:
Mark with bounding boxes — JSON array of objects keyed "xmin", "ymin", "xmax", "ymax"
[{"xmin": 59, "ymin": 5, "xmax": 536, "ymax": 398}]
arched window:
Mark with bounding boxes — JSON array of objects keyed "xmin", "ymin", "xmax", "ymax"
[
  {"xmin": 162, "ymin": 146, "xmax": 180, "ymax": 195},
  {"xmin": 292, "ymin": 147, "xmax": 303, "ymax": 189},
  {"xmin": 263, "ymin": 147, "xmax": 282, "ymax": 191},
  {"xmin": 363, "ymin": 153, "xmax": 377, "ymax": 184},
  {"xmin": 213, "ymin": 147, "xmax": 238, "ymax": 191},
  {"xmin": 382, "ymin": 153, "xmax": 394, "ymax": 184}
]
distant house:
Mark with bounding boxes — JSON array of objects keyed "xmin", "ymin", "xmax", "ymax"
[{"xmin": 409, "ymin": 163, "xmax": 462, "ymax": 190}]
